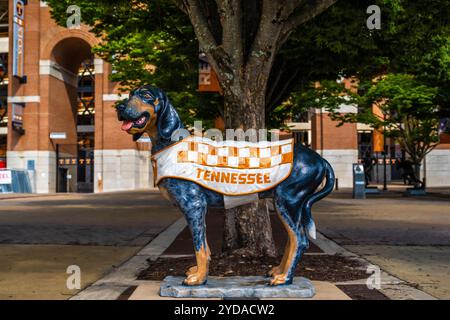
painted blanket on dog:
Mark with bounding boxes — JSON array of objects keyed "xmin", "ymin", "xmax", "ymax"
[{"xmin": 151, "ymin": 136, "xmax": 294, "ymax": 196}]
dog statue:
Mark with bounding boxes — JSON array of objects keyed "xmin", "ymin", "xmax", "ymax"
[{"xmin": 116, "ymin": 86, "xmax": 335, "ymax": 286}]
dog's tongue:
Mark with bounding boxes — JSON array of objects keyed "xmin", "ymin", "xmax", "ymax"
[{"xmin": 121, "ymin": 121, "xmax": 133, "ymax": 131}]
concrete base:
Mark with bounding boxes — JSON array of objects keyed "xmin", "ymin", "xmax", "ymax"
[
  {"xmin": 129, "ymin": 280, "xmax": 350, "ymax": 300},
  {"xmin": 159, "ymin": 276, "xmax": 315, "ymax": 299}
]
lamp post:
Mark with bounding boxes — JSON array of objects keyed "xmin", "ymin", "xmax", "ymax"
[
  {"xmin": 383, "ymin": 135, "xmax": 387, "ymax": 191},
  {"xmin": 50, "ymin": 132, "xmax": 67, "ymax": 192},
  {"xmin": 0, "ymin": 62, "xmax": 6, "ymax": 82},
  {"xmin": 383, "ymin": 115, "xmax": 387, "ymax": 191}
]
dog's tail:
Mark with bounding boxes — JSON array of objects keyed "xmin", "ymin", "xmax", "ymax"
[{"xmin": 301, "ymin": 159, "xmax": 335, "ymax": 239}]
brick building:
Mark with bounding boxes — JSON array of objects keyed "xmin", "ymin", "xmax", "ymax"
[
  {"xmin": 1, "ymin": 0, "xmax": 151, "ymax": 193},
  {"xmin": 0, "ymin": 0, "xmax": 448, "ymax": 193},
  {"xmin": 286, "ymin": 91, "xmax": 450, "ymax": 187}
]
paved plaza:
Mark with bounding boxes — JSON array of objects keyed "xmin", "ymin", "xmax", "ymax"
[
  {"xmin": 314, "ymin": 189, "xmax": 450, "ymax": 299},
  {"xmin": 0, "ymin": 188, "xmax": 449, "ymax": 299},
  {"xmin": 0, "ymin": 191, "xmax": 180, "ymax": 299}
]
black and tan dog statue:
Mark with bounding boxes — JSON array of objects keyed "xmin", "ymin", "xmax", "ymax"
[{"xmin": 116, "ymin": 86, "xmax": 335, "ymax": 286}]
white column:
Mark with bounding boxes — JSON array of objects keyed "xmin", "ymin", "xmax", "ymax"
[
  {"xmin": 425, "ymin": 149, "xmax": 450, "ymax": 187},
  {"xmin": 322, "ymin": 149, "xmax": 358, "ymax": 188},
  {"xmin": 94, "ymin": 149, "xmax": 154, "ymax": 192},
  {"xmin": 7, "ymin": 151, "xmax": 56, "ymax": 193}
]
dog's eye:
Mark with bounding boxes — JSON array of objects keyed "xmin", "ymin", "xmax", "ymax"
[{"xmin": 143, "ymin": 93, "xmax": 152, "ymax": 100}]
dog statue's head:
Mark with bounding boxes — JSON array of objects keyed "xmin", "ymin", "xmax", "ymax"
[{"xmin": 116, "ymin": 86, "xmax": 180, "ymax": 142}]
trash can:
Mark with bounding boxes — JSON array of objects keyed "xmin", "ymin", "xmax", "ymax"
[{"xmin": 353, "ymin": 163, "xmax": 366, "ymax": 199}]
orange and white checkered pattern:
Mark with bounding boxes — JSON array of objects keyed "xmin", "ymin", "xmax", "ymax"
[{"xmin": 176, "ymin": 140, "xmax": 293, "ymax": 169}]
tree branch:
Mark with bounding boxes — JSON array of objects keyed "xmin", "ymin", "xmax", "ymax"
[
  {"xmin": 266, "ymin": 59, "xmax": 287, "ymax": 107},
  {"xmin": 216, "ymin": 0, "xmax": 243, "ymax": 67},
  {"xmin": 172, "ymin": 0, "xmax": 188, "ymax": 14},
  {"xmin": 183, "ymin": 0, "xmax": 219, "ymax": 52},
  {"xmin": 267, "ymin": 68, "xmax": 300, "ymax": 113},
  {"xmin": 280, "ymin": 0, "xmax": 305, "ymax": 19},
  {"xmin": 265, "ymin": 57, "xmax": 302, "ymax": 112},
  {"xmin": 246, "ymin": 0, "xmax": 285, "ymax": 87},
  {"xmin": 180, "ymin": 0, "xmax": 232, "ymax": 84},
  {"xmin": 280, "ymin": 0, "xmax": 338, "ymax": 45}
]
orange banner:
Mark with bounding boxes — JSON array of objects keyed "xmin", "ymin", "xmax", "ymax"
[
  {"xmin": 198, "ymin": 53, "xmax": 221, "ymax": 93},
  {"xmin": 373, "ymin": 129, "xmax": 384, "ymax": 153},
  {"xmin": 372, "ymin": 104, "xmax": 385, "ymax": 152}
]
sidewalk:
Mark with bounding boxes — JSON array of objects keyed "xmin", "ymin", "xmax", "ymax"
[
  {"xmin": 72, "ymin": 210, "xmax": 436, "ymax": 300},
  {"xmin": 3, "ymin": 185, "xmax": 447, "ymax": 201},
  {"xmin": 0, "ymin": 193, "xmax": 60, "ymax": 200},
  {"xmin": 0, "ymin": 190, "xmax": 181, "ymax": 300},
  {"xmin": 330, "ymin": 185, "xmax": 450, "ymax": 200},
  {"xmin": 3, "ymin": 188, "xmax": 445, "ymax": 299},
  {"xmin": 0, "ymin": 189, "xmax": 160, "ymax": 201},
  {"xmin": 314, "ymin": 189, "xmax": 450, "ymax": 299}
]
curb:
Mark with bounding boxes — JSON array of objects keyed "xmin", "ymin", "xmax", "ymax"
[{"xmin": 70, "ymin": 217, "xmax": 187, "ymax": 300}]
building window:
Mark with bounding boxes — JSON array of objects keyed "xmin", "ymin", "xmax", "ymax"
[
  {"xmin": 0, "ymin": 52, "xmax": 7, "ymax": 128},
  {"xmin": 77, "ymin": 59, "xmax": 95, "ymax": 126},
  {"xmin": 293, "ymin": 131, "xmax": 309, "ymax": 147},
  {"xmin": 358, "ymin": 131, "xmax": 373, "ymax": 159},
  {"xmin": 292, "ymin": 111, "xmax": 309, "ymax": 123}
]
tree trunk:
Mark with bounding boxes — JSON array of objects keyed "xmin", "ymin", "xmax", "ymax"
[
  {"xmin": 173, "ymin": 0, "xmax": 339, "ymax": 259},
  {"xmin": 223, "ymin": 200, "xmax": 276, "ymax": 257},
  {"xmin": 414, "ymin": 163, "xmax": 423, "ymax": 189},
  {"xmin": 221, "ymin": 85, "xmax": 277, "ymax": 258}
]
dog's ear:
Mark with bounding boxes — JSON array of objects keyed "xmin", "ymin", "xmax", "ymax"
[
  {"xmin": 153, "ymin": 98, "xmax": 160, "ymax": 112},
  {"xmin": 156, "ymin": 92, "xmax": 182, "ymax": 140},
  {"xmin": 133, "ymin": 132, "xmax": 143, "ymax": 142}
]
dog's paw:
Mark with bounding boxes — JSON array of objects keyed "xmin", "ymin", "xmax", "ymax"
[
  {"xmin": 269, "ymin": 274, "xmax": 290, "ymax": 286},
  {"xmin": 182, "ymin": 273, "xmax": 207, "ymax": 286},
  {"xmin": 185, "ymin": 266, "xmax": 197, "ymax": 277},
  {"xmin": 266, "ymin": 265, "xmax": 282, "ymax": 277}
]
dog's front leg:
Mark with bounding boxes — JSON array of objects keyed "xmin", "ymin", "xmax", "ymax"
[
  {"xmin": 162, "ymin": 179, "xmax": 210, "ymax": 286},
  {"xmin": 183, "ymin": 243, "xmax": 210, "ymax": 286},
  {"xmin": 186, "ymin": 243, "xmax": 211, "ymax": 276}
]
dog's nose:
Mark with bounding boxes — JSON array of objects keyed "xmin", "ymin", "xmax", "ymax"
[
  {"xmin": 115, "ymin": 103, "xmax": 127, "ymax": 121},
  {"xmin": 116, "ymin": 104, "xmax": 142, "ymax": 121},
  {"xmin": 116, "ymin": 103, "xmax": 126, "ymax": 112}
]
